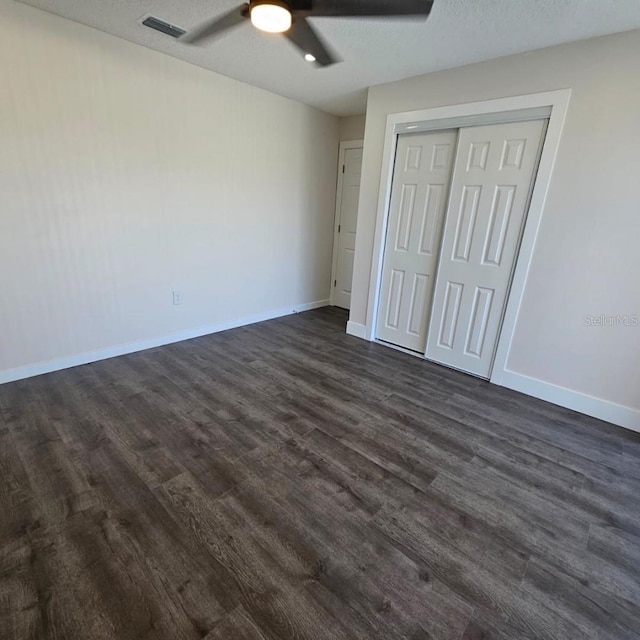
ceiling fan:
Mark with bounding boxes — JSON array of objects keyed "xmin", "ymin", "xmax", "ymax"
[{"xmin": 180, "ymin": 0, "xmax": 434, "ymax": 67}]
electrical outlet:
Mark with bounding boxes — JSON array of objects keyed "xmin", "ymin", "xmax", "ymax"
[{"xmin": 172, "ymin": 290, "xmax": 183, "ymax": 306}]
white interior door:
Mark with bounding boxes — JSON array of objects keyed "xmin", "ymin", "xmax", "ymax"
[
  {"xmin": 377, "ymin": 130, "xmax": 457, "ymax": 352},
  {"xmin": 333, "ymin": 146, "xmax": 363, "ymax": 310},
  {"xmin": 426, "ymin": 119, "xmax": 547, "ymax": 377}
]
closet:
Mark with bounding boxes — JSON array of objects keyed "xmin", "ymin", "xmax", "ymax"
[{"xmin": 376, "ymin": 118, "xmax": 547, "ymax": 378}]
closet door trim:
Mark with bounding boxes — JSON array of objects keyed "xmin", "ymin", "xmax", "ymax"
[{"xmin": 363, "ymin": 89, "xmax": 572, "ymax": 386}]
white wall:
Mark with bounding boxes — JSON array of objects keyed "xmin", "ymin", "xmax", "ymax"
[
  {"xmin": 339, "ymin": 114, "xmax": 366, "ymax": 141},
  {"xmin": 350, "ymin": 29, "xmax": 640, "ymax": 425},
  {"xmin": 0, "ymin": 2, "xmax": 339, "ymax": 382}
]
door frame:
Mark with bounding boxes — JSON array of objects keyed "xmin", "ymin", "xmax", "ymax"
[
  {"xmin": 364, "ymin": 89, "xmax": 571, "ymax": 383},
  {"xmin": 330, "ymin": 139, "xmax": 364, "ymax": 307}
]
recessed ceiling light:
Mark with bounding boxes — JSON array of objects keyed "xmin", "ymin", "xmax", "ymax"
[
  {"xmin": 304, "ymin": 53, "xmax": 316, "ymax": 62},
  {"xmin": 250, "ymin": 1, "xmax": 292, "ymax": 34}
]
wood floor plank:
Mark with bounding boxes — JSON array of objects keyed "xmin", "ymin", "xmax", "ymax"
[
  {"xmin": 372, "ymin": 504, "xmax": 590, "ymax": 640},
  {"xmin": 1, "ymin": 510, "xmax": 202, "ymax": 640},
  {"xmin": 449, "ymin": 392, "xmax": 627, "ymax": 468},
  {"xmin": 1, "ymin": 306, "xmax": 639, "ymax": 639},
  {"xmin": 387, "ymin": 387, "xmax": 636, "ymax": 487},
  {"xmin": 226, "ymin": 470, "xmax": 473, "ymax": 639},
  {"xmin": 521, "ymin": 556, "xmax": 640, "ymax": 639},
  {"xmin": 204, "ymin": 606, "xmax": 269, "ymax": 640},
  {"xmin": 0, "ymin": 426, "xmax": 35, "ymax": 547},
  {"xmin": 460, "ymin": 611, "xmax": 538, "ymax": 640},
  {"xmin": 3, "ymin": 391, "xmax": 99, "ymax": 536},
  {"xmin": 156, "ymin": 471, "xmax": 365, "ymax": 640},
  {"xmin": 72, "ymin": 441, "xmax": 233, "ymax": 634}
]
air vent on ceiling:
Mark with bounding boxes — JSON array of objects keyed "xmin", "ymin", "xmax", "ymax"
[{"xmin": 142, "ymin": 16, "xmax": 186, "ymax": 39}]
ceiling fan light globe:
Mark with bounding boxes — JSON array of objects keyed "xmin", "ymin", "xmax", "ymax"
[{"xmin": 250, "ymin": 1, "xmax": 292, "ymax": 33}]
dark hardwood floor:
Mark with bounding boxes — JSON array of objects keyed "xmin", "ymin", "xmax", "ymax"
[{"xmin": 1, "ymin": 307, "xmax": 639, "ymax": 639}]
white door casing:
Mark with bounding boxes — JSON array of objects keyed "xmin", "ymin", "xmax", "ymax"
[
  {"xmin": 376, "ymin": 130, "xmax": 458, "ymax": 352},
  {"xmin": 425, "ymin": 119, "xmax": 547, "ymax": 377},
  {"xmin": 332, "ymin": 143, "xmax": 363, "ymax": 310}
]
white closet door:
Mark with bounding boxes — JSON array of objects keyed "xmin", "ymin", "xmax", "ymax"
[
  {"xmin": 377, "ymin": 130, "xmax": 457, "ymax": 352},
  {"xmin": 426, "ymin": 119, "xmax": 547, "ymax": 377}
]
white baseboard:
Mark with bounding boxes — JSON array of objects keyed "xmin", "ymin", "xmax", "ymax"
[
  {"xmin": 0, "ymin": 299, "xmax": 329, "ymax": 385},
  {"xmin": 293, "ymin": 299, "xmax": 330, "ymax": 313},
  {"xmin": 346, "ymin": 321, "xmax": 368, "ymax": 340},
  {"xmin": 499, "ymin": 369, "xmax": 640, "ymax": 433},
  {"xmin": 7, "ymin": 302, "xmax": 636, "ymax": 436}
]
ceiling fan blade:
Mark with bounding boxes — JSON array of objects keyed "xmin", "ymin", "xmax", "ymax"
[
  {"xmin": 285, "ymin": 17, "xmax": 339, "ymax": 67},
  {"xmin": 182, "ymin": 4, "xmax": 249, "ymax": 44},
  {"xmin": 291, "ymin": 0, "xmax": 433, "ymax": 17}
]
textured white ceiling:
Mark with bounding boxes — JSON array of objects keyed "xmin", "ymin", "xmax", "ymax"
[{"xmin": 15, "ymin": 0, "xmax": 640, "ymax": 115}]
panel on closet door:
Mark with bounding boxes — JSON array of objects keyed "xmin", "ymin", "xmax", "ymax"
[
  {"xmin": 437, "ymin": 281, "xmax": 464, "ymax": 350},
  {"xmin": 452, "ymin": 185, "xmax": 481, "ymax": 262},
  {"xmin": 385, "ymin": 269, "xmax": 405, "ymax": 329},
  {"xmin": 426, "ymin": 119, "xmax": 547, "ymax": 377},
  {"xmin": 376, "ymin": 129, "xmax": 458, "ymax": 352}
]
